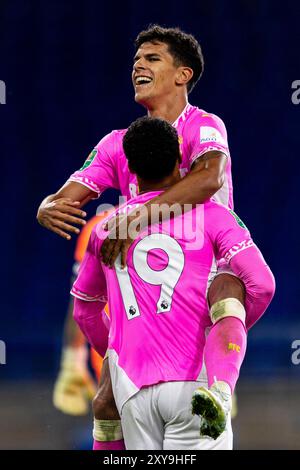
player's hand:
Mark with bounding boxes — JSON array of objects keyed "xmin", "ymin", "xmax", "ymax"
[
  {"xmin": 100, "ymin": 213, "xmax": 141, "ymax": 269},
  {"xmin": 37, "ymin": 197, "xmax": 87, "ymax": 240},
  {"xmin": 53, "ymin": 367, "xmax": 97, "ymax": 416},
  {"xmin": 53, "ymin": 346, "xmax": 97, "ymax": 416}
]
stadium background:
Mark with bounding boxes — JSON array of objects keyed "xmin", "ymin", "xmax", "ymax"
[{"xmin": 0, "ymin": 0, "xmax": 299, "ymax": 449}]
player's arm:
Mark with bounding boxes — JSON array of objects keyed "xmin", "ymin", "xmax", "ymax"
[
  {"xmin": 229, "ymin": 247, "xmax": 275, "ymax": 330},
  {"xmin": 71, "ymin": 229, "xmax": 110, "ymax": 356},
  {"xmin": 58, "ymin": 217, "xmax": 102, "ymax": 352},
  {"xmin": 146, "ymin": 112, "xmax": 230, "ymax": 208},
  {"xmin": 37, "ymin": 181, "xmax": 96, "ymax": 240},
  {"xmin": 73, "ymin": 298, "xmax": 109, "ymax": 357},
  {"xmin": 209, "ymin": 206, "xmax": 276, "ymax": 330},
  {"xmin": 37, "ymin": 132, "xmax": 119, "ymax": 239},
  {"xmin": 145, "ymin": 150, "xmax": 226, "ymax": 208}
]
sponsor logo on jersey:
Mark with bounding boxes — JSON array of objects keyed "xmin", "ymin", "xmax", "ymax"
[
  {"xmin": 80, "ymin": 149, "xmax": 97, "ymax": 171},
  {"xmin": 229, "ymin": 210, "xmax": 248, "ymax": 230},
  {"xmin": 200, "ymin": 126, "xmax": 225, "ymax": 145}
]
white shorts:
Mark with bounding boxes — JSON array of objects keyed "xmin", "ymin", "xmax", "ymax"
[{"xmin": 121, "ymin": 381, "xmax": 233, "ymax": 450}]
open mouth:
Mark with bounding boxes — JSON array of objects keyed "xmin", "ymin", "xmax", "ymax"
[{"xmin": 135, "ymin": 76, "xmax": 153, "ymax": 87}]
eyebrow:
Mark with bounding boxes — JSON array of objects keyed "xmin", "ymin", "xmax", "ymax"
[{"xmin": 133, "ymin": 53, "xmax": 162, "ymax": 62}]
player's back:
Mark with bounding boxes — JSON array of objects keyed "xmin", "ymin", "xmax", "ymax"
[{"xmin": 97, "ymin": 191, "xmax": 216, "ymax": 396}]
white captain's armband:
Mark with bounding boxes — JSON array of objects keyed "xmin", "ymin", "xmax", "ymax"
[{"xmin": 210, "ymin": 298, "xmax": 246, "ymax": 325}]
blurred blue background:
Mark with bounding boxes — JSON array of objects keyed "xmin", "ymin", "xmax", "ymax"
[{"xmin": 0, "ymin": 0, "xmax": 299, "ymax": 449}]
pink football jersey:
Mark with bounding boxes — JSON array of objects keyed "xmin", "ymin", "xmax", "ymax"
[
  {"xmin": 69, "ymin": 104, "xmax": 233, "ymax": 208},
  {"xmin": 71, "ymin": 191, "xmax": 253, "ymax": 411}
]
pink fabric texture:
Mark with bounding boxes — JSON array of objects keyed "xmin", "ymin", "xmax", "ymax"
[
  {"xmin": 204, "ymin": 317, "xmax": 247, "ymax": 393},
  {"xmin": 72, "ymin": 192, "xmax": 275, "ymax": 398},
  {"xmin": 93, "ymin": 439, "xmax": 125, "ymax": 450},
  {"xmin": 230, "ymin": 247, "xmax": 276, "ymax": 330},
  {"xmin": 73, "ymin": 298, "xmax": 108, "ymax": 358}
]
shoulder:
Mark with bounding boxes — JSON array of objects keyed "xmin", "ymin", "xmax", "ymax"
[
  {"xmin": 186, "ymin": 108, "xmax": 228, "ymax": 150},
  {"xmin": 187, "ymin": 106, "xmax": 227, "ymax": 130},
  {"xmin": 204, "ymin": 199, "xmax": 228, "ymax": 215},
  {"xmin": 204, "ymin": 201, "xmax": 249, "ymax": 233},
  {"xmin": 204, "ymin": 200, "xmax": 233, "ymax": 226},
  {"xmin": 95, "ymin": 129, "xmax": 127, "ymax": 152}
]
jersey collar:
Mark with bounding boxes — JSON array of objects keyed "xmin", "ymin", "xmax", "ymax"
[{"xmin": 172, "ymin": 102, "xmax": 193, "ymax": 128}]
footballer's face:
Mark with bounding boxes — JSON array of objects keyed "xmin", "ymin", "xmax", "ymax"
[{"xmin": 132, "ymin": 42, "xmax": 181, "ymax": 106}]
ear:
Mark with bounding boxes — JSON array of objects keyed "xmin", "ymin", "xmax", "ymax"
[{"xmin": 175, "ymin": 66, "xmax": 194, "ymax": 87}]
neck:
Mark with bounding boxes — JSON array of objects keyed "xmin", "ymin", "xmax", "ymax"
[
  {"xmin": 138, "ymin": 173, "xmax": 181, "ymax": 194},
  {"xmin": 145, "ymin": 94, "xmax": 188, "ymax": 124}
]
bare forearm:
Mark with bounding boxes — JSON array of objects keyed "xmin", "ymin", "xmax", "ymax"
[
  {"xmin": 141, "ymin": 152, "xmax": 227, "ymax": 224},
  {"xmin": 39, "ymin": 182, "xmax": 95, "ymax": 209},
  {"xmin": 149, "ymin": 168, "xmax": 223, "ymax": 208},
  {"xmin": 40, "ymin": 193, "xmax": 90, "ymax": 210}
]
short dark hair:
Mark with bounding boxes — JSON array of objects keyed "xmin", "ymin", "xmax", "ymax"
[
  {"xmin": 123, "ymin": 117, "xmax": 181, "ymax": 182},
  {"xmin": 135, "ymin": 24, "xmax": 204, "ymax": 93}
]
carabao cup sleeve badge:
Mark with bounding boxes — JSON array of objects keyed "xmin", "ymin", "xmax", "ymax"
[{"xmin": 80, "ymin": 149, "xmax": 97, "ymax": 171}]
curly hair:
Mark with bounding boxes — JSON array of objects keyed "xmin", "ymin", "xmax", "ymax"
[
  {"xmin": 135, "ymin": 24, "xmax": 204, "ymax": 93},
  {"xmin": 123, "ymin": 116, "xmax": 181, "ymax": 182}
]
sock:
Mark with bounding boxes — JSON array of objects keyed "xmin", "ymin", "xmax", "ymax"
[
  {"xmin": 93, "ymin": 419, "xmax": 125, "ymax": 450},
  {"xmin": 93, "ymin": 439, "xmax": 125, "ymax": 450},
  {"xmin": 204, "ymin": 317, "xmax": 247, "ymax": 393}
]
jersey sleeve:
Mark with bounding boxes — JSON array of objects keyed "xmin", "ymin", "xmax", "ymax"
[
  {"xmin": 71, "ymin": 228, "xmax": 107, "ymax": 302},
  {"xmin": 230, "ymin": 246, "xmax": 275, "ymax": 330},
  {"xmin": 205, "ymin": 203, "xmax": 254, "ymax": 262},
  {"xmin": 74, "ymin": 214, "xmax": 111, "ymax": 263},
  {"xmin": 188, "ymin": 113, "xmax": 230, "ymax": 169},
  {"xmin": 68, "ymin": 131, "xmax": 120, "ymax": 198}
]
